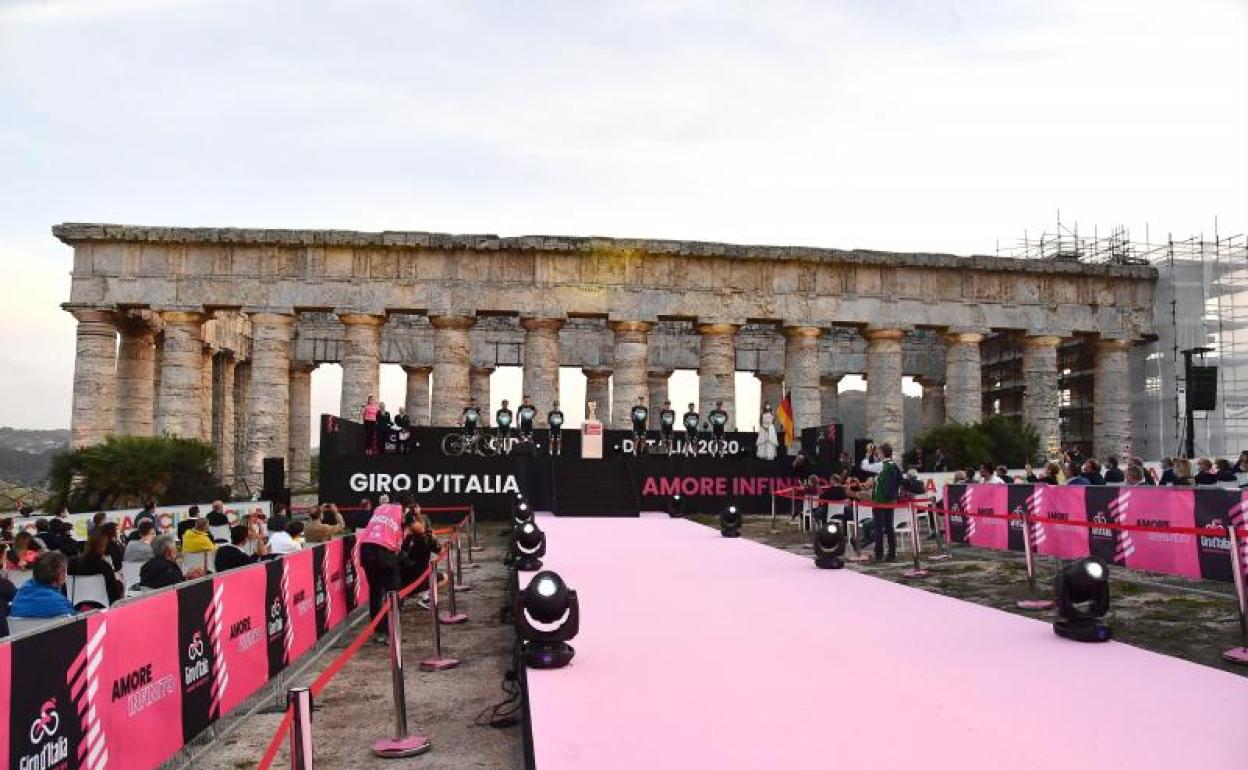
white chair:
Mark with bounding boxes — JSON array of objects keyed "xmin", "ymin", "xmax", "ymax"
[
  {"xmin": 7, "ymin": 616, "xmax": 62, "ymax": 636},
  {"xmin": 6, "ymin": 569, "xmax": 33, "ymax": 590},
  {"xmin": 209, "ymin": 525, "xmax": 231, "ymax": 543},
  {"xmin": 121, "ymin": 562, "xmax": 143, "ymax": 596},
  {"xmin": 66, "ymin": 574, "xmax": 111, "ymax": 608}
]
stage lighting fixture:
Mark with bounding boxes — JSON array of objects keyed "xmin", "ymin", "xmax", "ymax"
[
  {"xmin": 669, "ymin": 494, "xmax": 684, "ymax": 518},
  {"xmin": 515, "ymin": 570, "xmax": 580, "ymax": 669},
  {"xmin": 813, "ymin": 521, "xmax": 846, "ymax": 569},
  {"xmin": 720, "ymin": 505, "xmax": 742, "ymax": 537},
  {"xmin": 513, "ymin": 500, "xmax": 533, "ymax": 526},
  {"xmin": 512, "ymin": 521, "xmax": 546, "ymax": 571},
  {"xmin": 1053, "ymin": 557, "xmax": 1112, "ymax": 643}
]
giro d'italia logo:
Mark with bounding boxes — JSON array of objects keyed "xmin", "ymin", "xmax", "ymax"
[
  {"xmin": 187, "ymin": 631, "xmax": 205, "ymax": 661},
  {"xmin": 29, "ymin": 698, "xmax": 59, "ymax": 743},
  {"xmin": 21, "ymin": 697, "xmax": 70, "ymax": 770}
]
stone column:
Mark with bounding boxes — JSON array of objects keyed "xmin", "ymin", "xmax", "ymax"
[
  {"xmin": 783, "ymin": 325, "xmax": 822, "ymax": 432},
  {"xmin": 697, "ymin": 323, "xmax": 738, "ymax": 429},
  {"xmin": 430, "ymin": 315, "xmax": 475, "ymax": 427},
  {"xmin": 647, "ymin": 370, "xmax": 670, "ymax": 428},
  {"xmin": 201, "ymin": 346, "xmax": 215, "ymax": 441},
  {"xmin": 757, "ymin": 373, "xmax": 784, "ymax": 415},
  {"xmin": 151, "ymin": 334, "xmax": 163, "ymax": 426},
  {"xmin": 521, "ymin": 317, "xmax": 564, "ymax": 427},
  {"xmin": 1094, "ymin": 338, "xmax": 1133, "ymax": 460},
  {"xmin": 244, "ymin": 313, "xmax": 295, "ymax": 491},
  {"xmin": 944, "ymin": 330, "xmax": 985, "ymax": 424},
  {"xmin": 155, "ymin": 311, "xmax": 207, "ymax": 439},
  {"xmin": 1022, "ymin": 335, "xmax": 1062, "ymax": 456},
  {"xmin": 820, "ymin": 375, "xmax": 842, "ymax": 426},
  {"xmin": 403, "ymin": 366, "xmax": 432, "ymax": 425},
  {"xmin": 864, "ymin": 327, "xmax": 906, "ymax": 451},
  {"xmin": 232, "ymin": 362, "xmax": 250, "ymax": 488},
  {"xmin": 919, "ymin": 379, "xmax": 946, "ymax": 434},
  {"xmin": 288, "ymin": 362, "xmax": 314, "ymax": 489},
  {"xmin": 69, "ymin": 308, "xmax": 118, "ymax": 448},
  {"xmin": 610, "ymin": 321, "xmax": 653, "ymax": 430},
  {"xmin": 583, "ymin": 368, "xmax": 612, "ymax": 424},
  {"xmin": 212, "ymin": 353, "xmax": 236, "ymax": 487},
  {"xmin": 470, "ymin": 366, "xmax": 495, "ymax": 426},
  {"xmin": 114, "ymin": 320, "xmax": 156, "ymax": 437},
  {"xmin": 338, "ymin": 313, "xmax": 384, "ymax": 420}
]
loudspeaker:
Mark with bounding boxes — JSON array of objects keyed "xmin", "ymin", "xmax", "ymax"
[
  {"xmin": 262, "ymin": 457, "xmax": 285, "ymax": 493},
  {"xmin": 1189, "ymin": 366, "xmax": 1218, "ymax": 411}
]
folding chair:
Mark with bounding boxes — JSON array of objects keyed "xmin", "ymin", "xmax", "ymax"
[{"xmin": 66, "ymin": 574, "xmax": 111, "ymax": 608}]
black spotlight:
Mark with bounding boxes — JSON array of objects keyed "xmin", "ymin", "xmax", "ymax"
[
  {"xmin": 813, "ymin": 521, "xmax": 846, "ymax": 569},
  {"xmin": 515, "ymin": 570, "xmax": 579, "ymax": 669},
  {"xmin": 512, "ymin": 521, "xmax": 546, "ymax": 571},
  {"xmin": 513, "ymin": 501, "xmax": 533, "ymax": 527},
  {"xmin": 720, "ymin": 505, "xmax": 742, "ymax": 537},
  {"xmin": 669, "ymin": 494, "xmax": 684, "ymax": 518},
  {"xmin": 1053, "ymin": 557, "xmax": 1112, "ymax": 643}
]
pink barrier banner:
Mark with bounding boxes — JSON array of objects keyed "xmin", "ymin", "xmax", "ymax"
[
  {"xmin": 102, "ymin": 592, "xmax": 184, "ymax": 770},
  {"xmin": 1032, "ymin": 485, "xmax": 1093, "ymax": 560},
  {"xmin": 1, "ymin": 537, "xmax": 373, "ymax": 770},
  {"xmin": 283, "ymin": 549, "xmax": 318, "ymax": 664},
  {"xmin": 1114, "ymin": 487, "xmax": 1200, "ymax": 578},
  {"xmin": 944, "ymin": 484, "xmax": 1244, "ymax": 583},
  {"xmin": 213, "ymin": 564, "xmax": 269, "ymax": 716}
]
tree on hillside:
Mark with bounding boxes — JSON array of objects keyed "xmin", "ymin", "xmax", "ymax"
[{"xmin": 45, "ymin": 435, "xmax": 227, "ymax": 513}]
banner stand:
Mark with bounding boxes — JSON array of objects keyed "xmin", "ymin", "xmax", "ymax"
[
  {"xmin": 420, "ymin": 558, "xmax": 460, "ymax": 671},
  {"xmin": 373, "ymin": 592, "xmax": 433, "ymax": 758},
  {"xmin": 902, "ymin": 502, "xmax": 928, "ymax": 578},
  {"xmin": 440, "ymin": 540, "xmax": 469, "ymax": 625},
  {"xmin": 1222, "ymin": 525, "xmax": 1248, "ymax": 664},
  {"xmin": 1016, "ymin": 510, "xmax": 1054, "ymax": 611},
  {"xmin": 289, "ymin": 687, "xmax": 315, "ymax": 770}
]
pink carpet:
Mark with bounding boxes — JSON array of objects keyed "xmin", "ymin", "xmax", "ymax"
[{"xmin": 521, "ymin": 514, "xmax": 1248, "ymax": 769}]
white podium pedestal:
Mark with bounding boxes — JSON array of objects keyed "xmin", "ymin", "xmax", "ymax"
[{"xmin": 582, "ymin": 420, "xmax": 603, "ymax": 459}]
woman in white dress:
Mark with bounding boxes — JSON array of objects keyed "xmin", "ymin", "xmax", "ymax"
[{"xmin": 757, "ymin": 403, "xmax": 779, "ymax": 460}]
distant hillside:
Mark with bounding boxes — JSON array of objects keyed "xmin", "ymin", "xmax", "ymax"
[
  {"xmin": 0, "ymin": 427, "xmax": 68, "ymax": 489},
  {"xmin": 0, "ymin": 427, "xmax": 69, "ymax": 454},
  {"xmin": 836, "ymin": 391, "xmax": 922, "ymax": 451}
]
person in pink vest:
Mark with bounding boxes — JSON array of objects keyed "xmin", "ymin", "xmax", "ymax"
[
  {"xmin": 361, "ymin": 395, "xmax": 380, "ymax": 455},
  {"xmin": 357, "ymin": 494, "xmax": 416, "ymax": 642}
]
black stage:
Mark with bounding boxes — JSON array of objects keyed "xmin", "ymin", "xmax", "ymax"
[{"xmin": 317, "ymin": 416, "xmax": 841, "ymax": 517}]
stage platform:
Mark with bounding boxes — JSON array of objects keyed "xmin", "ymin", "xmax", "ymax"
[{"xmin": 520, "ymin": 514, "xmax": 1248, "ymax": 769}]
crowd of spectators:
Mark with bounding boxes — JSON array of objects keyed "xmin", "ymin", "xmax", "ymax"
[{"xmin": 0, "ymin": 498, "xmax": 360, "ymax": 637}]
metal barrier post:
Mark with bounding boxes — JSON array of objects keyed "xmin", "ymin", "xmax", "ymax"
[
  {"xmin": 1223, "ymin": 525, "xmax": 1248, "ymax": 664},
  {"xmin": 420, "ymin": 559, "xmax": 460, "ymax": 671},
  {"xmin": 463, "ymin": 515, "xmax": 479, "ymax": 569},
  {"xmin": 454, "ymin": 532, "xmax": 472, "ymax": 590},
  {"xmin": 770, "ymin": 491, "xmax": 777, "ymax": 533},
  {"xmin": 288, "ymin": 687, "xmax": 314, "ymax": 770},
  {"xmin": 441, "ymin": 537, "xmax": 469, "ymax": 625},
  {"xmin": 470, "ymin": 506, "xmax": 484, "ymax": 553},
  {"xmin": 1017, "ymin": 509, "xmax": 1053, "ymax": 610},
  {"xmin": 902, "ymin": 502, "xmax": 927, "ymax": 578},
  {"xmin": 927, "ymin": 501, "xmax": 951, "ymax": 561},
  {"xmin": 373, "ymin": 592, "xmax": 432, "ymax": 758}
]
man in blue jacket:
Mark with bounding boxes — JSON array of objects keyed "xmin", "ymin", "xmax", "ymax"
[{"xmin": 10, "ymin": 551, "xmax": 75, "ymax": 618}]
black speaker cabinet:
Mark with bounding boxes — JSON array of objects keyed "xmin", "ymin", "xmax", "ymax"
[
  {"xmin": 262, "ymin": 456, "xmax": 286, "ymax": 492},
  {"xmin": 1189, "ymin": 366, "xmax": 1218, "ymax": 411}
]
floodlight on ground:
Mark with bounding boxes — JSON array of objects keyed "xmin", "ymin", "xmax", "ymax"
[
  {"xmin": 515, "ymin": 570, "xmax": 579, "ymax": 669},
  {"xmin": 1053, "ymin": 557, "xmax": 1112, "ymax": 643},
  {"xmin": 513, "ymin": 521, "xmax": 546, "ymax": 571},
  {"xmin": 669, "ymin": 494, "xmax": 684, "ymax": 517},
  {"xmin": 720, "ymin": 505, "xmax": 742, "ymax": 538},
  {"xmin": 814, "ymin": 521, "xmax": 846, "ymax": 569}
]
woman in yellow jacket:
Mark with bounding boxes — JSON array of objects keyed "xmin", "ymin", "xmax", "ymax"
[{"xmin": 182, "ymin": 518, "xmax": 218, "ymax": 554}]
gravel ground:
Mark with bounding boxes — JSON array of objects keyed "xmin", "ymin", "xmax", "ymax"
[
  {"xmin": 693, "ymin": 512, "xmax": 1248, "ymax": 677},
  {"xmin": 190, "ymin": 529, "xmax": 525, "ymax": 770}
]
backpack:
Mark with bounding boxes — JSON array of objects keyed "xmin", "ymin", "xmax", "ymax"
[{"xmin": 874, "ymin": 461, "xmax": 902, "ymax": 503}]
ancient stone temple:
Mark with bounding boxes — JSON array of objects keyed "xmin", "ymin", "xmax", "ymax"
[{"xmin": 56, "ymin": 223, "xmax": 1156, "ymax": 491}]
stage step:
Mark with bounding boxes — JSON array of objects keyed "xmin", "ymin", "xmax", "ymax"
[{"xmin": 554, "ymin": 459, "xmax": 639, "ymax": 516}]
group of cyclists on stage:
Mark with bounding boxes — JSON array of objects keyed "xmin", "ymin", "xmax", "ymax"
[{"xmin": 453, "ymin": 394, "xmax": 733, "ymax": 458}]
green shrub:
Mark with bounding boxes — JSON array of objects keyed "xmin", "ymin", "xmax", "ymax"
[
  {"xmin": 45, "ymin": 435, "xmax": 227, "ymax": 513},
  {"xmin": 907, "ymin": 416, "xmax": 1039, "ymax": 470}
]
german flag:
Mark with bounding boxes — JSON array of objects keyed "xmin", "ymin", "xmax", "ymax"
[{"xmin": 777, "ymin": 390, "xmax": 794, "ymax": 444}]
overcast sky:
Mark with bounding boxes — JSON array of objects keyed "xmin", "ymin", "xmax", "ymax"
[{"xmin": 1, "ymin": 0, "xmax": 1244, "ymax": 432}]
